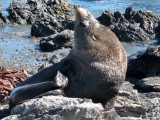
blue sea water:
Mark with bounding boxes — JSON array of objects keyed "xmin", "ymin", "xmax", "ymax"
[
  {"xmin": 0, "ymin": 0, "xmax": 11, "ymax": 16},
  {"xmin": 1, "ymin": 0, "xmax": 160, "ymax": 17},
  {"xmin": 68, "ymin": 0, "xmax": 160, "ymax": 17}
]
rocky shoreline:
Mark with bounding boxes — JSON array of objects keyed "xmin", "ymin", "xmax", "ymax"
[{"xmin": 0, "ymin": 0, "xmax": 160, "ymax": 119}]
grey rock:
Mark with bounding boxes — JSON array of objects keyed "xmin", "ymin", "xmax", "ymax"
[
  {"xmin": 113, "ymin": 21, "xmax": 152, "ymax": 42},
  {"xmin": 97, "ymin": 7, "xmax": 160, "ymax": 42},
  {"xmin": 116, "ymin": 98, "xmax": 145, "ymax": 118},
  {"xmin": 49, "ymin": 47, "xmax": 71, "ymax": 64},
  {"xmin": 31, "ymin": 12, "xmax": 63, "ymax": 37},
  {"xmin": 62, "ymin": 20, "xmax": 74, "ymax": 30},
  {"xmin": 8, "ymin": 0, "xmax": 39, "ymax": 24},
  {"xmin": 1, "ymin": 81, "xmax": 160, "ymax": 120},
  {"xmin": 119, "ymin": 81, "xmax": 139, "ymax": 102},
  {"xmin": 136, "ymin": 77, "xmax": 160, "ymax": 92},
  {"xmin": 35, "ymin": 47, "xmax": 71, "ymax": 69},
  {"xmin": 130, "ymin": 10, "xmax": 159, "ymax": 37},
  {"xmin": 40, "ymin": 29, "xmax": 74, "ymax": 51},
  {"xmin": 117, "ymin": 80, "xmax": 160, "ymax": 119},
  {"xmin": 0, "ymin": 9, "xmax": 9, "ymax": 26},
  {"xmin": 143, "ymin": 98, "xmax": 160, "ymax": 119},
  {"xmin": 122, "ymin": 117, "xmax": 142, "ymax": 120},
  {"xmin": 30, "ymin": 0, "xmax": 74, "ymax": 37},
  {"xmin": 117, "ymin": 81, "xmax": 145, "ymax": 118},
  {"xmin": 97, "ymin": 11, "xmax": 116, "ymax": 27},
  {"xmin": 46, "ymin": 0, "xmax": 74, "ymax": 22},
  {"xmin": 139, "ymin": 92, "xmax": 160, "ymax": 99},
  {"xmin": 8, "ymin": 0, "xmax": 74, "ymax": 26},
  {"xmin": 2, "ymin": 96, "xmax": 104, "ymax": 120}
]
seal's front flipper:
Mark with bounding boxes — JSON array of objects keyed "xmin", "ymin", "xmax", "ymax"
[{"xmin": 16, "ymin": 58, "xmax": 71, "ymax": 87}]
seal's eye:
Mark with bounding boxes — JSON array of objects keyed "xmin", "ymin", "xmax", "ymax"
[{"xmin": 80, "ymin": 22, "xmax": 86, "ymax": 27}]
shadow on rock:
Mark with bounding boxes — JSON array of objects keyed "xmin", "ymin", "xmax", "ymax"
[{"xmin": 127, "ymin": 45, "xmax": 160, "ymax": 78}]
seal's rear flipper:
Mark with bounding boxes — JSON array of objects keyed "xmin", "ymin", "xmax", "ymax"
[
  {"xmin": 9, "ymin": 81, "xmax": 61, "ymax": 109},
  {"xmin": 9, "ymin": 61, "xmax": 70, "ymax": 109}
]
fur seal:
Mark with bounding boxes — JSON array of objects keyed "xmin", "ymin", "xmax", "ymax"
[{"xmin": 9, "ymin": 6, "xmax": 127, "ymax": 114}]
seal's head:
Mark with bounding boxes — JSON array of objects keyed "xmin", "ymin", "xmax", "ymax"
[
  {"xmin": 74, "ymin": 7, "xmax": 127, "ymax": 64},
  {"xmin": 74, "ymin": 6, "xmax": 101, "ymax": 49}
]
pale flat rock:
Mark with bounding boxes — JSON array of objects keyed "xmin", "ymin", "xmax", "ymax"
[
  {"xmin": 2, "ymin": 81, "xmax": 160, "ymax": 120},
  {"xmin": 117, "ymin": 81, "xmax": 160, "ymax": 119},
  {"xmin": 2, "ymin": 96, "xmax": 104, "ymax": 120},
  {"xmin": 136, "ymin": 77, "xmax": 160, "ymax": 92}
]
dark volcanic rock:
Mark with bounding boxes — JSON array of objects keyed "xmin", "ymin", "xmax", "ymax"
[
  {"xmin": 30, "ymin": 0, "xmax": 74, "ymax": 37},
  {"xmin": 8, "ymin": 0, "xmax": 74, "ymax": 28},
  {"xmin": 40, "ymin": 29, "xmax": 74, "ymax": 51},
  {"xmin": 113, "ymin": 21, "xmax": 152, "ymax": 42},
  {"xmin": 31, "ymin": 13, "xmax": 63, "ymax": 37},
  {"xmin": 0, "ymin": 9, "xmax": 9, "ymax": 26},
  {"xmin": 97, "ymin": 7, "xmax": 160, "ymax": 42},
  {"xmin": 46, "ymin": 0, "xmax": 73, "ymax": 22},
  {"xmin": 8, "ymin": 0, "xmax": 42, "ymax": 24},
  {"xmin": 127, "ymin": 45, "xmax": 160, "ymax": 78}
]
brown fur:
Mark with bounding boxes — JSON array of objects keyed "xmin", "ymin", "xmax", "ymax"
[
  {"xmin": 9, "ymin": 7, "xmax": 127, "ymax": 113},
  {"xmin": 62, "ymin": 7, "xmax": 127, "ymax": 110}
]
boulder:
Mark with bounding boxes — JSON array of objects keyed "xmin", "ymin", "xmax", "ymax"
[
  {"xmin": 30, "ymin": 0, "xmax": 74, "ymax": 37},
  {"xmin": 135, "ymin": 77, "xmax": 160, "ymax": 92},
  {"xmin": 40, "ymin": 29, "xmax": 74, "ymax": 51},
  {"xmin": 36, "ymin": 47, "xmax": 71, "ymax": 65},
  {"xmin": 113, "ymin": 21, "xmax": 152, "ymax": 42},
  {"xmin": 127, "ymin": 45, "xmax": 160, "ymax": 78},
  {"xmin": 142, "ymin": 98, "xmax": 160, "ymax": 119},
  {"xmin": 30, "ymin": 12, "xmax": 63, "ymax": 37},
  {"xmin": 8, "ymin": 0, "xmax": 42, "ymax": 24},
  {"xmin": 8, "ymin": 0, "xmax": 74, "ymax": 27},
  {"xmin": 118, "ymin": 80, "xmax": 160, "ymax": 120},
  {"xmin": 97, "ymin": 7, "xmax": 160, "ymax": 42},
  {"xmin": 2, "ymin": 96, "xmax": 105, "ymax": 120},
  {"xmin": 117, "ymin": 81, "xmax": 145, "ymax": 119}
]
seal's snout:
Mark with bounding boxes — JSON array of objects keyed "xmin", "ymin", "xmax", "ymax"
[{"xmin": 75, "ymin": 6, "xmax": 89, "ymax": 19}]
